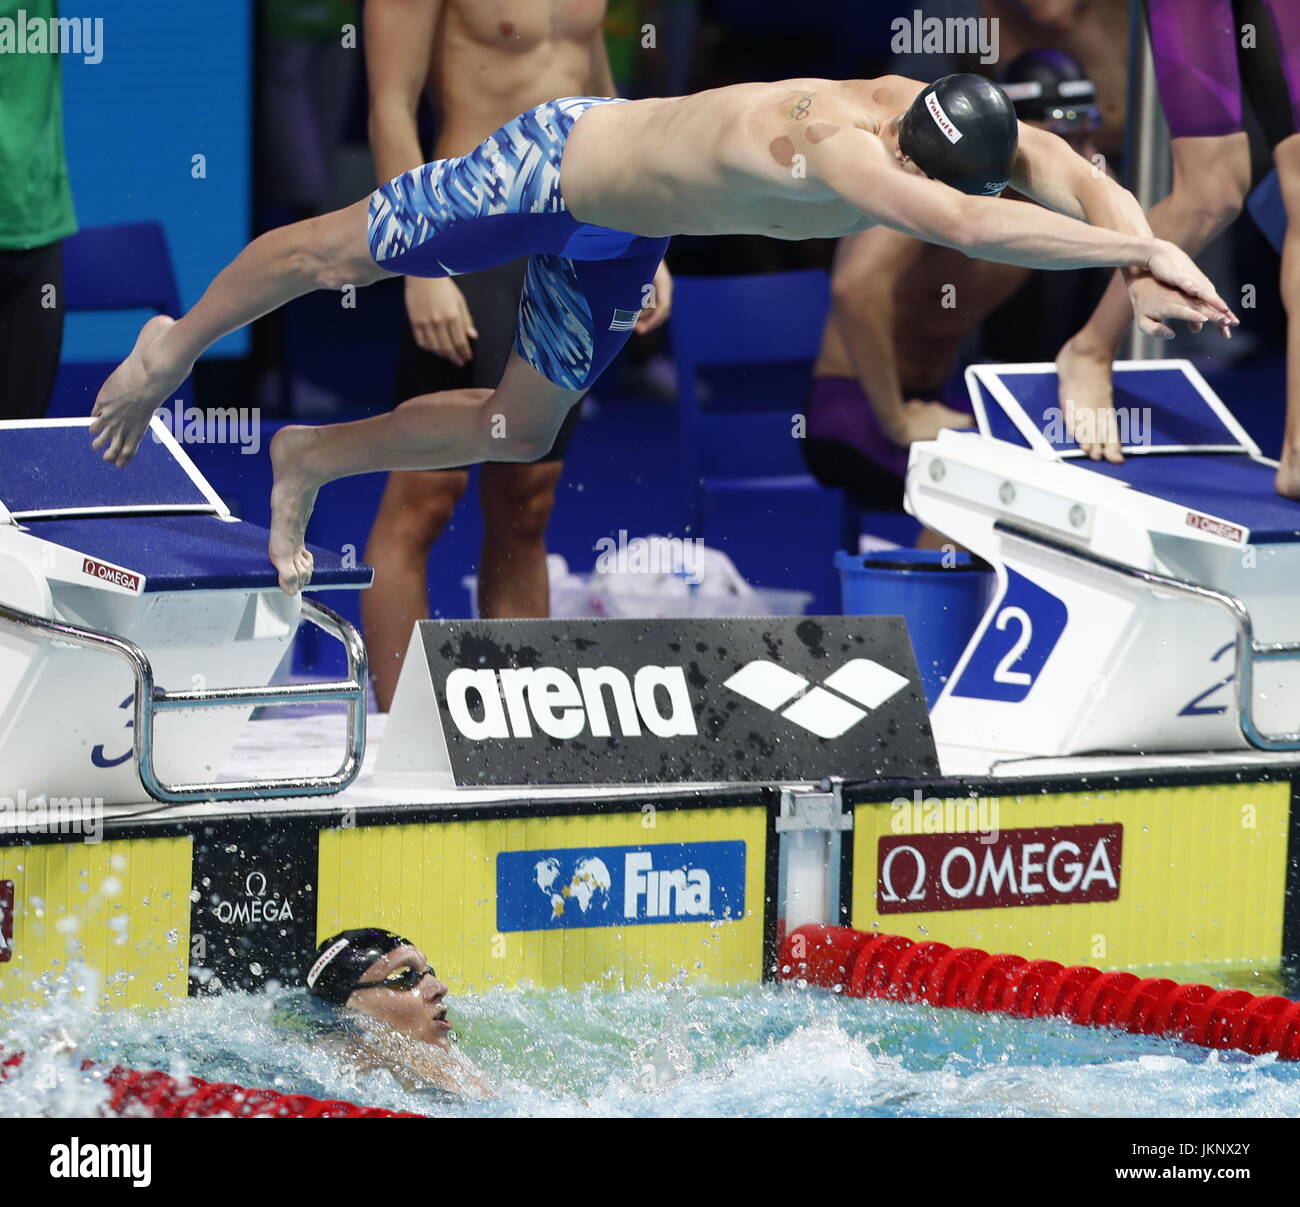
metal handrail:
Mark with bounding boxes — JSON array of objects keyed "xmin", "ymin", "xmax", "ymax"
[
  {"xmin": 996, "ymin": 521, "xmax": 1300, "ymax": 752},
  {"xmin": 0, "ymin": 596, "xmax": 368, "ymax": 803}
]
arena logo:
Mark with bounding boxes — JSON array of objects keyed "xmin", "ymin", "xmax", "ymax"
[
  {"xmin": 0, "ymin": 10, "xmax": 103, "ymax": 64},
  {"xmin": 724, "ymin": 657, "xmax": 909, "ymax": 740},
  {"xmin": 0, "ymin": 880, "xmax": 13, "ymax": 963},
  {"xmin": 877, "ymin": 824, "xmax": 1122, "ymax": 914},
  {"xmin": 210, "ymin": 871, "xmax": 295, "ymax": 926},
  {"xmin": 396, "ymin": 616, "xmax": 936, "ymax": 785},
  {"xmin": 889, "ymin": 10, "xmax": 999, "ymax": 65},
  {"xmin": 496, "ymin": 841, "xmax": 746, "ymax": 931},
  {"xmin": 444, "ymin": 664, "xmax": 697, "ymax": 740}
]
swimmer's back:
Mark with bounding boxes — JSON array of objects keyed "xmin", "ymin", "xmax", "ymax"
[{"xmin": 561, "ymin": 76, "xmax": 926, "ymax": 241}]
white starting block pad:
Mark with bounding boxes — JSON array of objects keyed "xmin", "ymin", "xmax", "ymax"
[
  {"xmin": 907, "ymin": 360, "xmax": 1300, "ymax": 759},
  {"xmin": 0, "ymin": 419, "xmax": 372, "ymax": 805}
]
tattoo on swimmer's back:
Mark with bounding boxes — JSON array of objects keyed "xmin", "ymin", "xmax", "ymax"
[{"xmin": 791, "ymin": 95, "xmax": 813, "ymax": 121}]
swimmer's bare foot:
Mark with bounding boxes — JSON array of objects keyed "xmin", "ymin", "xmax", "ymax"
[
  {"xmin": 268, "ymin": 425, "xmax": 321, "ymax": 596},
  {"xmin": 1057, "ymin": 334, "xmax": 1123, "ymax": 464},
  {"xmin": 1276, "ymin": 447, "xmax": 1300, "ymax": 501},
  {"xmin": 90, "ymin": 315, "xmax": 191, "ymax": 467}
]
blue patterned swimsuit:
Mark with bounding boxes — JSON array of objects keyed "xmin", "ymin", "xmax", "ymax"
[{"xmin": 367, "ymin": 97, "xmax": 669, "ymax": 391}]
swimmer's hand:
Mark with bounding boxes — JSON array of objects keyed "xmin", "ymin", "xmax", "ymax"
[
  {"xmin": 885, "ymin": 399, "xmax": 975, "ymax": 449},
  {"xmin": 90, "ymin": 315, "xmax": 192, "ymax": 468},
  {"xmin": 1126, "ymin": 274, "xmax": 1234, "ymax": 342},
  {"xmin": 635, "ymin": 262, "xmax": 674, "ymax": 335},
  {"xmin": 1141, "ymin": 241, "xmax": 1238, "ymax": 336},
  {"xmin": 405, "ymin": 276, "xmax": 477, "ymax": 367}
]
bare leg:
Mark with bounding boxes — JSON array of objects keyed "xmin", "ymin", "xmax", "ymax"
[
  {"xmin": 476, "ymin": 461, "xmax": 563, "ymax": 618},
  {"xmin": 1058, "ymin": 133, "xmax": 1250, "ymax": 461},
  {"xmin": 268, "ymin": 352, "xmax": 583, "ymax": 593},
  {"xmin": 92, "ymin": 197, "xmax": 391, "ymax": 467},
  {"xmin": 1275, "ymin": 134, "xmax": 1300, "ymax": 499},
  {"xmin": 361, "ymin": 469, "xmax": 470, "ymax": 710}
]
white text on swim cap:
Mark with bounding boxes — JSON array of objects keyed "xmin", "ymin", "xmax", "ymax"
[
  {"xmin": 306, "ymin": 937, "xmax": 350, "ymax": 988},
  {"xmin": 926, "ymin": 92, "xmax": 962, "ymax": 143}
]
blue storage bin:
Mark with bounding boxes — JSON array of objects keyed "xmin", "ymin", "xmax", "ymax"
[{"xmin": 835, "ymin": 549, "xmax": 992, "ymax": 706}]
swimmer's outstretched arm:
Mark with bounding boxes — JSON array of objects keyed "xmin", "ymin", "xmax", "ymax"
[
  {"xmin": 92, "ymin": 199, "xmax": 392, "ymax": 466},
  {"xmin": 1005, "ymin": 123, "xmax": 1234, "ymax": 339},
  {"xmin": 802, "ymin": 126, "xmax": 1236, "ymax": 326}
]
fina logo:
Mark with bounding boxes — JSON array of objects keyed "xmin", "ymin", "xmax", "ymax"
[
  {"xmin": 535, "ymin": 855, "xmax": 613, "ymax": 920},
  {"xmin": 497, "ymin": 841, "xmax": 746, "ymax": 932},
  {"xmin": 443, "ymin": 664, "xmax": 697, "ymax": 740}
]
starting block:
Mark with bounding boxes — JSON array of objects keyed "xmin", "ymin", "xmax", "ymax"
[
  {"xmin": 906, "ymin": 360, "xmax": 1300, "ymax": 758},
  {"xmin": 0, "ymin": 419, "xmax": 372, "ymax": 804}
]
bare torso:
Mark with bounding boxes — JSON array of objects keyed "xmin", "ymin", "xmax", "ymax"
[
  {"xmin": 561, "ymin": 76, "xmax": 927, "ymax": 240},
  {"xmin": 430, "ymin": 0, "xmax": 607, "ymax": 157}
]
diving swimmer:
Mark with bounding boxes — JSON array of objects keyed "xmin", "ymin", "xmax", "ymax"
[{"xmin": 92, "ymin": 72, "xmax": 1237, "ymax": 594}]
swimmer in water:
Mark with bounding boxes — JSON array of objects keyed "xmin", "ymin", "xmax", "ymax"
[
  {"xmin": 303, "ymin": 927, "xmax": 490, "ymax": 1098},
  {"xmin": 92, "ymin": 72, "xmax": 1237, "ymax": 594}
]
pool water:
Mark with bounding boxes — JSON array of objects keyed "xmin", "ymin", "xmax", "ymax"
[{"xmin": 4, "ymin": 972, "xmax": 1300, "ymax": 1118}]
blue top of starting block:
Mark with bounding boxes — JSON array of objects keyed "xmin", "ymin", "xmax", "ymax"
[
  {"xmin": 971, "ymin": 362, "xmax": 1253, "ymax": 455},
  {"xmin": 1078, "ymin": 454, "xmax": 1300, "ymax": 543},
  {"xmin": 0, "ymin": 422, "xmax": 216, "ymax": 515},
  {"xmin": 24, "ymin": 514, "xmax": 373, "ymax": 592}
]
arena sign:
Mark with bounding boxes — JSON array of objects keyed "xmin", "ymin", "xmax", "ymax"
[
  {"xmin": 876, "ymin": 824, "xmax": 1123, "ymax": 914},
  {"xmin": 377, "ymin": 617, "xmax": 938, "ymax": 786}
]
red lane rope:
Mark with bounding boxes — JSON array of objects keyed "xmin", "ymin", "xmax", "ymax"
[
  {"xmin": 0, "ymin": 1051, "xmax": 422, "ymax": 1118},
  {"xmin": 778, "ymin": 925, "xmax": 1300, "ymax": 1060}
]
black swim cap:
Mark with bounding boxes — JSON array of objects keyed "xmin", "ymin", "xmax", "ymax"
[
  {"xmin": 897, "ymin": 73, "xmax": 1019, "ymax": 195},
  {"xmin": 998, "ymin": 49, "xmax": 1100, "ymax": 132},
  {"xmin": 305, "ymin": 928, "xmax": 413, "ymax": 1005}
]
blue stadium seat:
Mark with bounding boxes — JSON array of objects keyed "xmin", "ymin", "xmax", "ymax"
[
  {"xmin": 1247, "ymin": 169, "xmax": 1286, "ymax": 256},
  {"xmin": 51, "ymin": 222, "xmax": 191, "ymax": 417},
  {"xmin": 671, "ymin": 271, "xmax": 855, "ymax": 612}
]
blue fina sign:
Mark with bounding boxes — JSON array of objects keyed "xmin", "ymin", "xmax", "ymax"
[{"xmin": 496, "ymin": 841, "xmax": 746, "ymax": 932}]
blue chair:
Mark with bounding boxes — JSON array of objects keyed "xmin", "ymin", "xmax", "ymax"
[
  {"xmin": 670, "ymin": 270, "xmax": 855, "ymax": 612},
  {"xmin": 51, "ymin": 222, "xmax": 189, "ymax": 417},
  {"xmin": 1247, "ymin": 169, "xmax": 1287, "ymax": 256}
]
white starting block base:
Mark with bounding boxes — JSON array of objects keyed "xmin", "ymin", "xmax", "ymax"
[
  {"xmin": 0, "ymin": 419, "xmax": 372, "ymax": 805},
  {"xmin": 908, "ymin": 361, "xmax": 1300, "ymax": 759}
]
